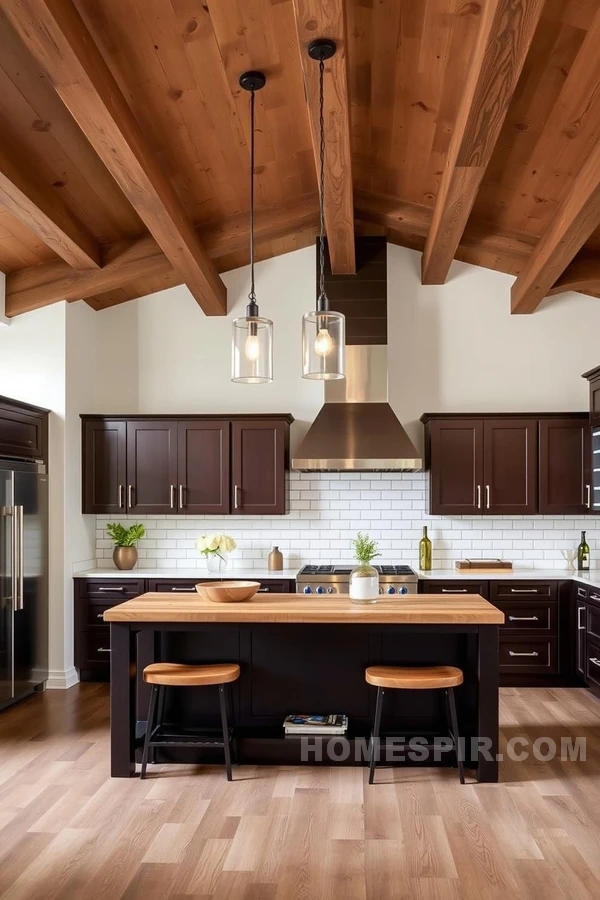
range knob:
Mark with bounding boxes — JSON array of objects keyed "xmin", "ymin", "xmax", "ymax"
[
  {"xmin": 316, "ymin": 586, "xmax": 325, "ymax": 595},
  {"xmin": 387, "ymin": 586, "xmax": 396, "ymax": 595},
  {"xmin": 303, "ymin": 586, "xmax": 312, "ymax": 594},
  {"xmin": 399, "ymin": 585, "xmax": 408, "ymax": 595},
  {"xmin": 327, "ymin": 587, "xmax": 335, "ymax": 594},
  {"xmin": 379, "ymin": 586, "xmax": 384, "ymax": 594}
]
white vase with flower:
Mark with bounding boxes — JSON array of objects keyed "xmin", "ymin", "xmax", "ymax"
[{"xmin": 197, "ymin": 533, "xmax": 237, "ymax": 575}]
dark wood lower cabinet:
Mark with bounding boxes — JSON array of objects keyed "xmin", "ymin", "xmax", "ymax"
[{"xmin": 75, "ymin": 577, "xmax": 295, "ymax": 681}]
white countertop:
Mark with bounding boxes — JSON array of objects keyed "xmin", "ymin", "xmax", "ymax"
[
  {"xmin": 417, "ymin": 568, "xmax": 600, "ymax": 591},
  {"xmin": 74, "ymin": 567, "xmax": 300, "ymax": 581}
]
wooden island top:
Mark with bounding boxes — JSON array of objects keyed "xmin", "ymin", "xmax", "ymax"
[{"xmin": 104, "ymin": 592, "xmax": 504, "ymax": 625}]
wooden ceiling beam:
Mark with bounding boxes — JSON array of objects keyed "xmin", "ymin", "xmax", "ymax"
[
  {"xmin": 0, "ymin": 130, "xmax": 100, "ymax": 269},
  {"xmin": 421, "ymin": 0, "xmax": 545, "ymax": 285},
  {"xmin": 547, "ymin": 252, "xmax": 600, "ymax": 297},
  {"xmin": 511, "ymin": 141, "xmax": 600, "ymax": 313},
  {"xmin": 5, "ymin": 195, "xmax": 319, "ymax": 317},
  {"xmin": 293, "ymin": 0, "xmax": 355, "ymax": 275},
  {"xmin": 3, "ymin": 0, "xmax": 226, "ymax": 315}
]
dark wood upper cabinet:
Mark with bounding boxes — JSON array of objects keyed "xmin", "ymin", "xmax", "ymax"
[
  {"xmin": 427, "ymin": 418, "xmax": 483, "ymax": 515},
  {"xmin": 483, "ymin": 419, "xmax": 537, "ymax": 515},
  {"xmin": 82, "ymin": 419, "xmax": 127, "ymax": 514},
  {"xmin": 583, "ymin": 366, "xmax": 600, "ymax": 427},
  {"xmin": 177, "ymin": 420, "xmax": 230, "ymax": 515},
  {"xmin": 0, "ymin": 396, "xmax": 48, "ymax": 462},
  {"xmin": 232, "ymin": 419, "xmax": 287, "ymax": 515},
  {"xmin": 423, "ymin": 413, "xmax": 589, "ymax": 516},
  {"xmin": 538, "ymin": 417, "xmax": 591, "ymax": 515},
  {"xmin": 82, "ymin": 414, "xmax": 292, "ymax": 515},
  {"xmin": 126, "ymin": 420, "xmax": 178, "ymax": 515}
]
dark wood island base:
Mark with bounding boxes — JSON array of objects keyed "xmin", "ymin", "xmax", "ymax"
[{"xmin": 106, "ymin": 593, "xmax": 503, "ymax": 783}]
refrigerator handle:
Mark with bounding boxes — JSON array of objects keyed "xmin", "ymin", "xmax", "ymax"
[{"xmin": 14, "ymin": 505, "xmax": 23, "ymax": 612}]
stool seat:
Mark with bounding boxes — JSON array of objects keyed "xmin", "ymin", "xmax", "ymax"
[
  {"xmin": 143, "ymin": 662, "xmax": 240, "ymax": 687},
  {"xmin": 365, "ymin": 665, "xmax": 463, "ymax": 690}
]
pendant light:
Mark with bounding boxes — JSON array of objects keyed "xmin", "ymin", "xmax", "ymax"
[
  {"xmin": 302, "ymin": 39, "xmax": 345, "ymax": 381},
  {"xmin": 232, "ymin": 71, "xmax": 273, "ymax": 384}
]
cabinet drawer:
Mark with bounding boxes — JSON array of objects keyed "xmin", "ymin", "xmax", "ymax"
[
  {"xmin": 82, "ymin": 580, "xmax": 145, "ymax": 601},
  {"xmin": 0, "ymin": 402, "xmax": 45, "ymax": 460},
  {"xmin": 499, "ymin": 637, "xmax": 558, "ymax": 673},
  {"xmin": 87, "ymin": 603, "xmax": 117, "ymax": 626},
  {"xmin": 420, "ymin": 581, "xmax": 488, "ymax": 598},
  {"xmin": 149, "ymin": 579, "xmax": 199, "ymax": 593},
  {"xmin": 587, "ymin": 587, "xmax": 600, "ymax": 612},
  {"xmin": 586, "ymin": 638, "xmax": 600, "ymax": 689},
  {"xmin": 84, "ymin": 629, "xmax": 112, "ymax": 664},
  {"xmin": 587, "ymin": 604, "xmax": 600, "ymax": 642},
  {"xmin": 491, "ymin": 581, "xmax": 556, "ymax": 601},
  {"xmin": 496, "ymin": 601, "xmax": 557, "ymax": 634}
]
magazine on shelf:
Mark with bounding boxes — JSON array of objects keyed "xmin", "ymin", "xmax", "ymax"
[{"xmin": 283, "ymin": 714, "xmax": 348, "ymax": 735}]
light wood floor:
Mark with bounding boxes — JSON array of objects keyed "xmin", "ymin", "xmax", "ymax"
[{"xmin": 0, "ymin": 685, "xmax": 600, "ymax": 899}]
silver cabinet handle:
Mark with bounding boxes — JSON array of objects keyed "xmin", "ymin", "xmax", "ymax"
[
  {"xmin": 578, "ymin": 606, "xmax": 586, "ymax": 630},
  {"xmin": 510, "ymin": 588, "xmax": 538, "ymax": 594},
  {"xmin": 508, "ymin": 615, "xmax": 539, "ymax": 621},
  {"xmin": 590, "ymin": 658, "xmax": 600, "ymax": 667},
  {"xmin": 128, "ymin": 485, "xmax": 134, "ymax": 508},
  {"xmin": 586, "ymin": 484, "xmax": 591, "ymax": 508},
  {"xmin": 508, "ymin": 650, "xmax": 539, "ymax": 657},
  {"xmin": 96, "ymin": 613, "xmax": 104, "ymax": 619},
  {"xmin": 441, "ymin": 588, "xmax": 468, "ymax": 593},
  {"xmin": 590, "ymin": 593, "xmax": 600, "ymax": 602},
  {"xmin": 476, "ymin": 485, "xmax": 481, "ymax": 509},
  {"xmin": 257, "ymin": 588, "xmax": 269, "ymax": 592},
  {"xmin": 486, "ymin": 485, "xmax": 490, "ymax": 509},
  {"xmin": 179, "ymin": 485, "xmax": 185, "ymax": 508},
  {"xmin": 118, "ymin": 485, "xmax": 125, "ymax": 509},
  {"xmin": 171, "ymin": 587, "xmax": 193, "ymax": 592},
  {"xmin": 98, "ymin": 586, "xmax": 125, "ymax": 593},
  {"xmin": 234, "ymin": 485, "xmax": 240, "ymax": 509},
  {"xmin": 170, "ymin": 485, "xmax": 175, "ymax": 509},
  {"xmin": 98, "ymin": 648, "xmax": 111, "ymax": 653}
]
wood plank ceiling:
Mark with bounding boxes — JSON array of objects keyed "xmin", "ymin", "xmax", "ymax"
[{"xmin": 0, "ymin": 0, "xmax": 599, "ymax": 318}]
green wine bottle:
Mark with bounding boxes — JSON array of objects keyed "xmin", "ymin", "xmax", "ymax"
[
  {"xmin": 419, "ymin": 526, "xmax": 432, "ymax": 571},
  {"xmin": 577, "ymin": 530, "xmax": 590, "ymax": 572}
]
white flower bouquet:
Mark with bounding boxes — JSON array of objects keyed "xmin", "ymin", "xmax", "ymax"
[{"xmin": 197, "ymin": 533, "xmax": 237, "ymax": 561}]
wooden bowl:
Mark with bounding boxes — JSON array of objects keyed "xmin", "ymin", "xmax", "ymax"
[{"xmin": 195, "ymin": 580, "xmax": 261, "ymax": 603}]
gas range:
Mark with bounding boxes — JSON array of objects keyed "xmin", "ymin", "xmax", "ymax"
[{"xmin": 296, "ymin": 565, "xmax": 418, "ymax": 596}]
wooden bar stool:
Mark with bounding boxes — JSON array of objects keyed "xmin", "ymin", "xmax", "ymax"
[
  {"xmin": 141, "ymin": 662, "xmax": 240, "ymax": 781},
  {"xmin": 365, "ymin": 665, "xmax": 465, "ymax": 785}
]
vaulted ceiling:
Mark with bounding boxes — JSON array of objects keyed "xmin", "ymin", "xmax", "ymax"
[{"xmin": 1, "ymin": 0, "xmax": 600, "ymax": 318}]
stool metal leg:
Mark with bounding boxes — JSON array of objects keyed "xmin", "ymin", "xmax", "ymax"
[
  {"xmin": 141, "ymin": 685, "xmax": 159, "ymax": 780},
  {"xmin": 446, "ymin": 688, "xmax": 465, "ymax": 785},
  {"xmin": 150, "ymin": 686, "xmax": 166, "ymax": 765},
  {"xmin": 218, "ymin": 683, "xmax": 233, "ymax": 782},
  {"xmin": 369, "ymin": 687, "xmax": 385, "ymax": 785}
]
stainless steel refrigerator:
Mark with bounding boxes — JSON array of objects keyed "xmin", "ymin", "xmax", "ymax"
[{"xmin": 0, "ymin": 459, "xmax": 48, "ymax": 708}]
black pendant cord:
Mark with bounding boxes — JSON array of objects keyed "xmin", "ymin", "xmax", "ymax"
[
  {"xmin": 247, "ymin": 86, "xmax": 258, "ymax": 319},
  {"xmin": 317, "ymin": 55, "xmax": 328, "ymax": 316}
]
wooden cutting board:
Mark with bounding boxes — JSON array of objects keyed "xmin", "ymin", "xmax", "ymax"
[{"xmin": 455, "ymin": 559, "xmax": 512, "ymax": 571}]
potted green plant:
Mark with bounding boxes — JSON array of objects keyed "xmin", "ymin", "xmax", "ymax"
[
  {"xmin": 350, "ymin": 532, "xmax": 380, "ymax": 604},
  {"xmin": 107, "ymin": 523, "xmax": 145, "ymax": 570}
]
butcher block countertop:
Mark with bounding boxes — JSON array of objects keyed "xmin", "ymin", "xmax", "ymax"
[{"xmin": 104, "ymin": 592, "xmax": 504, "ymax": 625}]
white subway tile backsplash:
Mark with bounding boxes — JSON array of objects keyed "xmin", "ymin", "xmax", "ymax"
[{"xmin": 95, "ymin": 472, "xmax": 600, "ymax": 571}]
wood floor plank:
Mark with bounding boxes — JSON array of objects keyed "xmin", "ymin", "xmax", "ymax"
[{"xmin": 0, "ymin": 684, "xmax": 598, "ymax": 899}]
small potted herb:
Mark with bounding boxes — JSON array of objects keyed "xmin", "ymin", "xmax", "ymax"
[
  {"xmin": 350, "ymin": 532, "xmax": 380, "ymax": 604},
  {"xmin": 107, "ymin": 523, "xmax": 145, "ymax": 570}
]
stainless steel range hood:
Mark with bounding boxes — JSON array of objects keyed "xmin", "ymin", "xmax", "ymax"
[{"xmin": 292, "ymin": 344, "xmax": 422, "ymax": 472}]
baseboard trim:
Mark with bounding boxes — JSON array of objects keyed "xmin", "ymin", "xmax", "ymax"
[{"xmin": 46, "ymin": 667, "xmax": 80, "ymax": 690}]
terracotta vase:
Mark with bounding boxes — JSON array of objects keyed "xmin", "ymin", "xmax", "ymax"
[{"xmin": 113, "ymin": 546, "xmax": 138, "ymax": 570}]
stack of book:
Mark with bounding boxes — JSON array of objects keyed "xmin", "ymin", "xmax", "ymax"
[{"xmin": 283, "ymin": 714, "xmax": 348, "ymax": 735}]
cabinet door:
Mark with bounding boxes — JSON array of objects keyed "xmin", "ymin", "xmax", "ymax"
[
  {"xmin": 126, "ymin": 421, "xmax": 178, "ymax": 515},
  {"xmin": 177, "ymin": 421, "xmax": 230, "ymax": 515},
  {"xmin": 231, "ymin": 420, "xmax": 286, "ymax": 515},
  {"xmin": 483, "ymin": 419, "xmax": 537, "ymax": 515},
  {"xmin": 82, "ymin": 419, "xmax": 127, "ymax": 514},
  {"xmin": 0, "ymin": 401, "xmax": 46, "ymax": 461},
  {"xmin": 538, "ymin": 417, "xmax": 591, "ymax": 515},
  {"xmin": 428, "ymin": 419, "xmax": 483, "ymax": 515}
]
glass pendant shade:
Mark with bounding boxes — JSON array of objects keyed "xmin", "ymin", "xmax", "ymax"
[
  {"xmin": 302, "ymin": 309, "xmax": 345, "ymax": 380},
  {"xmin": 232, "ymin": 315, "xmax": 273, "ymax": 383}
]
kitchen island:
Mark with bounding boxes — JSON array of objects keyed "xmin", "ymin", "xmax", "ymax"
[{"xmin": 105, "ymin": 592, "xmax": 504, "ymax": 781}]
